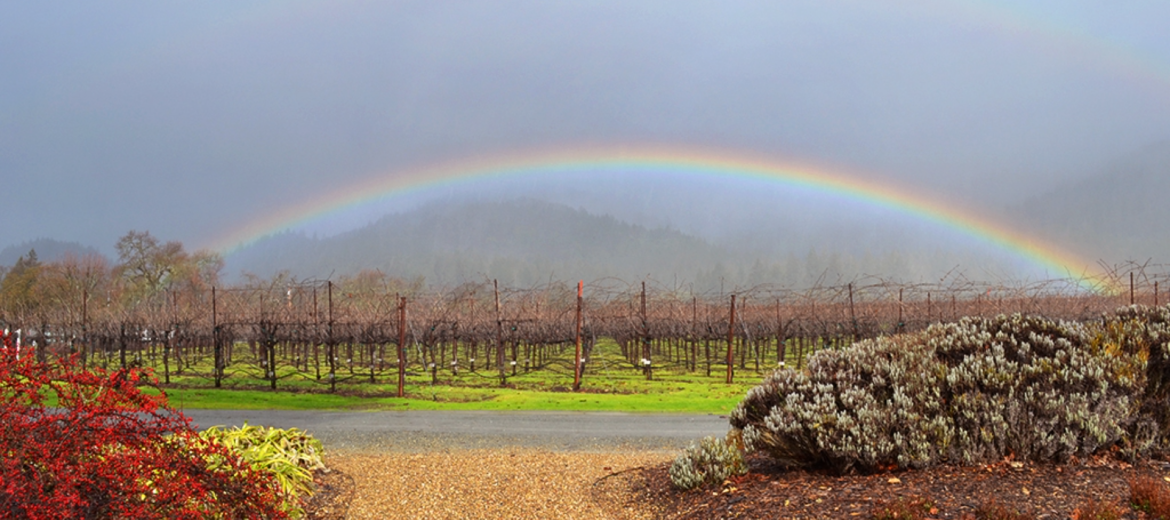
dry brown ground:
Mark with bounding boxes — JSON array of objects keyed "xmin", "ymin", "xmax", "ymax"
[
  {"xmin": 316, "ymin": 449, "xmax": 672, "ymax": 519},
  {"xmin": 603, "ymin": 453, "xmax": 1170, "ymax": 520},
  {"xmin": 306, "ymin": 449, "xmax": 1170, "ymax": 520}
]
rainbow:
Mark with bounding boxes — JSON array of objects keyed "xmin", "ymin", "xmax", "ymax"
[{"xmin": 206, "ymin": 146, "xmax": 1113, "ymax": 291}]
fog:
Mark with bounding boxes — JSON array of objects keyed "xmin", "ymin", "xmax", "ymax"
[{"xmin": 4, "ymin": 1, "xmax": 1170, "ymax": 280}]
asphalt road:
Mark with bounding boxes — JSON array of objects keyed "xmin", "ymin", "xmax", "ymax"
[{"xmin": 180, "ymin": 410, "xmax": 731, "ymax": 452}]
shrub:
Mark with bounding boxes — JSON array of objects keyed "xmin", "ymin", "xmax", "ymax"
[
  {"xmin": 1098, "ymin": 305, "xmax": 1170, "ymax": 458},
  {"xmin": 1072, "ymin": 497, "xmax": 1124, "ymax": 520},
  {"xmin": 668, "ymin": 434, "xmax": 747, "ymax": 490},
  {"xmin": 0, "ymin": 330, "xmax": 287, "ymax": 519},
  {"xmin": 934, "ymin": 314, "xmax": 1138, "ymax": 463},
  {"xmin": 201, "ymin": 423, "xmax": 326, "ymax": 517},
  {"xmin": 732, "ymin": 333, "xmax": 951, "ymax": 472},
  {"xmin": 730, "ymin": 312, "xmax": 1147, "ymax": 471},
  {"xmin": 1130, "ymin": 475, "xmax": 1170, "ymax": 519}
]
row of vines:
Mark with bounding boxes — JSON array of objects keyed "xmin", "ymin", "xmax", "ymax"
[{"xmin": 2, "ymin": 266, "xmax": 1165, "ymax": 393}]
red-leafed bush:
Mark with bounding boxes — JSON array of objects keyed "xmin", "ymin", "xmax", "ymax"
[{"xmin": 0, "ymin": 330, "xmax": 287, "ymax": 519}]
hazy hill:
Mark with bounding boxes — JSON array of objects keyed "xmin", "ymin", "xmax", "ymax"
[
  {"xmin": 1013, "ymin": 141, "xmax": 1170, "ymax": 265},
  {"xmin": 227, "ymin": 198, "xmax": 1045, "ymax": 290},
  {"xmin": 0, "ymin": 239, "xmax": 107, "ymax": 267},
  {"xmin": 226, "ymin": 199, "xmax": 727, "ymax": 287}
]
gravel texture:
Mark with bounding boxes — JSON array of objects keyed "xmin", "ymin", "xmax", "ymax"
[
  {"xmin": 307, "ymin": 427, "xmax": 687, "ymax": 519},
  {"xmin": 185, "ymin": 410, "xmax": 729, "ymax": 519},
  {"xmin": 326, "ymin": 448, "xmax": 671, "ymax": 519},
  {"xmin": 316, "ymin": 430, "xmax": 708, "ymax": 454}
]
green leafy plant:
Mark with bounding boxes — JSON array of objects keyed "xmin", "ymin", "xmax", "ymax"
[{"xmin": 200, "ymin": 423, "xmax": 325, "ymax": 518}]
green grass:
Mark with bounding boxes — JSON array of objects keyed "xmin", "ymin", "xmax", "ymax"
[
  {"xmin": 164, "ymin": 379, "xmax": 753, "ymax": 414},
  {"xmin": 93, "ymin": 337, "xmax": 816, "ymax": 414},
  {"xmin": 165, "ymin": 388, "xmax": 360, "ymax": 410}
]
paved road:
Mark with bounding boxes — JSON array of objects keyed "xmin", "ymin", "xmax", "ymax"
[{"xmin": 180, "ymin": 409, "xmax": 731, "ymax": 452}]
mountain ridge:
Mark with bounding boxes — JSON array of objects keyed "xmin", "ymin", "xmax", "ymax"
[
  {"xmin": 225, "ymin": 197, "xmax": 1043, "ymax": 290},
  {"xmin": 0, "ymin": 239, "xmax": 107, "ymax": 268},
  {"xmin": 1012, "ymin": 140, "xmax": 1170, "ymax": 266}
]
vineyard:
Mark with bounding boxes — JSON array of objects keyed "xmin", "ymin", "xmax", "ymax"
[{"xmin": 4, "ymin": 260, "xmax": 1166, "ymax": 398}]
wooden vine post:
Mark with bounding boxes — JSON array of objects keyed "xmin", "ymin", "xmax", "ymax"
[
  {"xmin": 327, "ymin": 281, "xmax": 335, "ymax": 393},
  {"xmin": 212, "ymin": 285, "xmax": 222, "ymax": 388},
  {"xmin": 641, "ymin": 281, "xmax": 651, "ymax": 380},
  {"xmin": 897, "ymin": 288, "xmax": 904, "ymax": 332},
  {"xmin": 1131, "ymin": 272, "xmax": 1136, "ymax": 306},
  {"xmin": 775, "ymin": 298, "xmax": 784, "ymax": 367},
  {"xmin": 739, "ymin": 296, "xmax": 748, "ymax": 369},
  {"xmin": 260, "ymin": 295, "xmax": 277, "ymax": 391},
  {"xmin": 691, "ymin": 296, "xmax": 698, "ymax": 372},
  {"xmin": 397, "ymin": 294, "xmax": 406, "ymax": 398},
  {"xmin": 848, "ymin": 283, "xmax": 858, "ymax": 343},
  {"xmin": 726, "ymin": 294, "xmax": 736, "ymax": 384},
  {"xmin": 573, "ymin": 280, "xmax": 583, "ymax": 391},
  {"xmin": 162, "ymin": 291, "xmax": 174, "ymax": 384},
  {"xmin": 312, "ymin": 287, "xmax": 320, "ymax": 380},
  {"xmin": 494, "ymin": 279, "xmax": 506, "ymax": 386}
]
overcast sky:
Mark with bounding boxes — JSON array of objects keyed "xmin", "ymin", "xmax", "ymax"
[{"xmin": 4, "ymin": 0, "xmax": 1170, "ymax": 255}]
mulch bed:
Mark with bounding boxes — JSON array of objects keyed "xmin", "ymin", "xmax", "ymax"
[{"xmin": 603, "ymin": 453, "xmax": 1170, "ymax": 519}]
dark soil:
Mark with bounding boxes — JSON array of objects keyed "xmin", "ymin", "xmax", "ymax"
[{"xmin": 602, "ymin": 453, "xmax": 1170, "ymax": 519}]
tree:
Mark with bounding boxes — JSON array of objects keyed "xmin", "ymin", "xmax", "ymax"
[
  {"xmin": 37, "ymin": 253, "xmax": 111, "ymax": 323},
  {"xmin": 171, "ymin": 249, "xmax": 223, "ymax": 297},
  {"xmin": 0, "ymin": 249, "xmax": 43, "ymax": 320},
  {"xmin": 115, "ymin": 231, "xmax": 186, "ymax": 301}
]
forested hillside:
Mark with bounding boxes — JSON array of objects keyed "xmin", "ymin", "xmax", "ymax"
[
  {"xmin": 1013, "ymin": 141, "xmax": 1170, "ymax": 264},
  {"xmin": 227, "ymin": 199, "xmax": 1030, "ymax": 290}
]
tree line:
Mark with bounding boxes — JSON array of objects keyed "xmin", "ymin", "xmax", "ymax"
[{"xmin": 0, "ymin": 231, "xmax": 222, "ymax": 322}]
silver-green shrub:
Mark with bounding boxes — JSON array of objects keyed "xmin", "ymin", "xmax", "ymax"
[
  {"xmin": 1099, "ymin": 305, "xmax": 1170, "ymax": 457},
  {"xmin": 933, "ymin": 314, "xmax": 1140, "ymax": 463},
  {"xmin": 669, "ymin": 435, "xmax": 747, "ymax": 490},
  {"xmin": 731, "ymin": 334, "xmax": 951, "ymax": 472},
  {"xmin": 730, "ymin": 311, "xmax": 1151, "ymax": 472}
]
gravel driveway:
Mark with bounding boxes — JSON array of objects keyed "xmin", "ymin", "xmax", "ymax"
[{"xmin": 178, "ymin": 410, "xmax": 728, "ymax": 518}]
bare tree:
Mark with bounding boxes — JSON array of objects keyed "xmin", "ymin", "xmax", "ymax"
[{"xmin": 115, "ymin": 230, "xmax": 187, "ymax": 301}]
